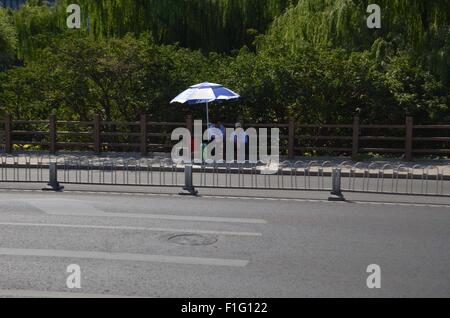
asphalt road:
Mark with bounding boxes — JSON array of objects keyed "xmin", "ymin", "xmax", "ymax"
[{"xmin": 0, "ymin": 189, "xmax": 449, "ymax": 297}]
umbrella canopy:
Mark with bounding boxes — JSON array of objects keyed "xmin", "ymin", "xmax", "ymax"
[
  {"xmin": 170, "ymin": 82, "xmax": 240, "ymax": 127},
  {"xmin": 171, "ymin": 82, "xmax": 240, "ymax": 105}
]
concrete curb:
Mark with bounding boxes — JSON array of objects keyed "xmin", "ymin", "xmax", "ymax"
[{"xmin": 1, "ymin": 182, "xmax": 449, "ymax": 206}]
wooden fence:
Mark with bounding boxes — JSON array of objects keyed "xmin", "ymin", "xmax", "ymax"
[{"xmin": 1, "ymin": 114, "xmax": 449, "ymax": 160}]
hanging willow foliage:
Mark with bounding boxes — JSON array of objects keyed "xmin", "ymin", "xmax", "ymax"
[
  {"xmin": 12, "ymin": 0, "xmax": 298, "ymax": 56},
  {"xmin": 0, "ymin": 8, "xmax": 17, "ymax": 69},
  {"xmin": 12, "ymin": 1, "xmax": 68, "ymax": 60},
  {"xmin": 11, "ymin": 0, "xmax": 449, "ymax": 85},
  {"xmin": 79, "ymin": 0, "xmax": 300, "ymax": 51},
  {"xmin": 260, "ymin": 0, "xmax": 450, "ymax": 84}
]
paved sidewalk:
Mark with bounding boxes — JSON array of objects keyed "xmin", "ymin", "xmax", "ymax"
[{"xmin": 2, "ymin": 152, "xmax": 450, "ymax": 174}]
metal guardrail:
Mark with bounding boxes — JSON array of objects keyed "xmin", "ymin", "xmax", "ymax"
[
  {"xmin": 0, "ymin": 154, "xmax": 449, "ymax": 197},
  {"xmin": 338, "ymin": 161, "xmax": 448, "ymax": 196}
]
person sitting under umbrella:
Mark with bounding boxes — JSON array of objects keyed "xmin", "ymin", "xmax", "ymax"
[{"xmin": 230, "ymin": 122, "xmax": 249, "ymax": 162}]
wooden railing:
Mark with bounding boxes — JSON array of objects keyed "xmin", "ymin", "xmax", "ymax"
[{"xmin": 1, "ymin": 114, "xmax": 449, "ymax": 160}]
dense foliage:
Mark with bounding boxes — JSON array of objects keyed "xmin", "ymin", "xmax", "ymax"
[
  {"xmin": 12, "ymin": 0, "xmax": 298, "ymax": 57},
  {"xmin": 260, "ymin": 0, "xmax": 450, "ymax": 84},
  {"xmin": 0, "ymin": 9, "xmax": 17, "ymax": 70},
  {"xmin": 0, "ymin": 0, "xmax": 449, "ymax": 126}
]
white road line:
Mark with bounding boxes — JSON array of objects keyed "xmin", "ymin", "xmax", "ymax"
[
  {"xmin": 0, "ymin": 222, "xmax": 262, "ymax": 237},
  {"xmin": 201, "ymin": 195, "xmax": 450, "ymax": 209},
  {"xmin": 25, "ymin": 198, "xmax": 267, "ymax": 224},
  {"xmin": 0, "ymin": 289, "xmax": 139, "ymax": 298},
  {"xmin": 0, "ymin": 248, "xmax": 249, "ymax": 267},
  {"xmin": 352, "ymin": 201, "xmax": 450, "ymax": 209},
  {"xmin": 49, "ymin": 211, "xmax": 267, "ymax": 224}
]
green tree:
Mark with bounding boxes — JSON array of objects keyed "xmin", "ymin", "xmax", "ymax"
[
  {"xmin": 1, "ymin": 0, "xmax": 448, "ymax": 127},
  {"xmin": 0, "ymin": 8, "xmax": 17, "ymax": 70},
  {"xmin": 259, "ymin": 0, "xmax": 450, "ymax": 84},
  {"xmin": 0, "ymin": 34, "xmax": 197, "ymax": 122},
  {"xmin": 12, "ymin": 0, "xmax": 298, "ymax": 57}
]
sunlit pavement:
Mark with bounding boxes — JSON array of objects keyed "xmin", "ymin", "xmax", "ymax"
[{"xmin": 0, "ymin": 187, "xmax": 449, "ymax": 297}]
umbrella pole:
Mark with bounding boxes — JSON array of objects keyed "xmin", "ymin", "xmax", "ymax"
[{"xmin": 206, "ymin": 102, "xmax": 210, "ymax": 128}]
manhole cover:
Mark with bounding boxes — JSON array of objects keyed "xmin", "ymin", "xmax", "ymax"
[{"xmin": 166, "ymin": 234, "xmax": 218, "ymax": 246}]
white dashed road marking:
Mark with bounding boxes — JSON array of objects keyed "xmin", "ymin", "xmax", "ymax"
[
  {"xmin": 24, "ymin": 198, "xmax": 267, "ymax": 224},
  {"xmin": 0, "ymin": 222, "xmax": 262, "ymax": 237},
  {"xmin": 0, "ymin": 289, "xmax": 139, "ymax": 298},
  {"xmin": 0, "ymin": 248, "xmax": 249, "ymax": 267}
]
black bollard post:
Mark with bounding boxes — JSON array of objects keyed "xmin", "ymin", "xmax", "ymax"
[
  {"xmin": 328, "ymin": 168, "xmax": 345, "ymax": 201},
  {"xmin": 179, "ymin": 164, "xmax": 198, "ymax": 196},
  {"xmin": 42, "ymin": 162, "xmax": 64, "ymax": 192}
]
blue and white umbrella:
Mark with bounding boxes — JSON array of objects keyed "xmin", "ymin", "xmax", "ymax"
[{"xmin": 170, "ymin": 82, "xmax": 240, "ymax": 127}]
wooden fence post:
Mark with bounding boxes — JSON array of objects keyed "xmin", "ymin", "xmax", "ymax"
[
  {"xmin": 93, "ymin": 114, "xmax": 101, "ymax": 154},
  {"xmin": 4, "ymin": 114, "xmax": 12, "ymax": 154},
  {"xmin": 405, "ymin": 116, "xmax": 413, "ymax": 161},
  {"xmin": 49, "ymin": 114, "xmax": 57, "ymax": 154},
  {"xmin": 140, "ymin": 114, "xmax": 148, "ymax": 157},
  {"xmin": 237, "ymin": 115, "xmax": 244, "ymax": 127},
  {"xmin": 352, "ymin": 116, "xmax": 360, "ymax": 161},
  {"xmin": 288, "ymin": 117, "xmax": 295, "ymax": 159}
]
